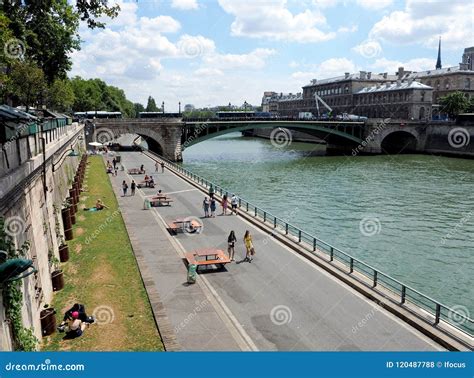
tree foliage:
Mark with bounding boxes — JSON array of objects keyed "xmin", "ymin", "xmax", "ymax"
[
  {"xmin": 70, "ymin": 76, "xmax": 135, "ymax": 117},
  {"xmin": 47, "ymin": 78, "xmax": 75, "ymax": 112},
  {"xmin": 8, "ymin": 60, "xmax": 46, "ymax": 111},
  {"xmin": 439, "ymin": 91, "xmax": 470, "ymax": 118},
  {"xmin": 134, "ymin": 102, "xmax": 145, "ymax": 117},
  {"xmin": 145, "ymin": 96, "xmax": 159, "ymax": 112}
]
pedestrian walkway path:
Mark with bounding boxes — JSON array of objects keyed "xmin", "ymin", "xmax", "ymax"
[{"xmin": 110, "ymin": 152, "xmax": 443, "ymax": 351}]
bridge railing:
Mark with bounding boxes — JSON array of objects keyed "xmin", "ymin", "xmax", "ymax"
[{"xmin": 143, "ymin": 150, "xmax": 474, "ymax": 344}]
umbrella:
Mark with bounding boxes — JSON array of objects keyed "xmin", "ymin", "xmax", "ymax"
[{"xmin": 89, "ymin": 142, "xmax": 103, "ymax": 147}]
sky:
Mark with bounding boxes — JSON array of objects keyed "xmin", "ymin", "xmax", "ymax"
[{"xmin": 70, "ymin": 0, "xmax": 473, "ymax": 110}]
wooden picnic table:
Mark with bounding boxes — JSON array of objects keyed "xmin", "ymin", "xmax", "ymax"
[
  {"xmin": 149, "ymin": 195, "xmax": 173, "ymax": 207},
  {"xmin": 185, "ymin": 248, "xmax": 230, "ymax": 271},
  {"xmin": 128, "ymin": 168, "xmax": 145, "ymax": 175},
  {"xmin": 168, "ymin": 218, "xmax": 202, "ymax": 234}
]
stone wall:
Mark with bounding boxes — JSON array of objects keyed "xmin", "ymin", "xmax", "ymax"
[{"xmin": 0, "ymin": 124, "xmax": 85, "ymax": 350}]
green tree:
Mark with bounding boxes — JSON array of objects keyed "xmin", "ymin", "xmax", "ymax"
[
  {"xmin": 134, "ymin": 102, "xmax": 145, "ymax": 117},
  {"xmin": 1, "ymin": 1, "xmax": 119, "ymax": 83},
  {"xmin": 8, "ymin": 60, "xmax": 46, "ymax": 111},
  {"xmin": 439, "ymin": 91, "xmax": 470, "ymax": 118},
  {"xmin": 47, "ymin": 78, "xmax": 75, "ymax": 112},
  {"xmin": 145, "ymin": 96, "xmax": 159, "ymax": 112}
]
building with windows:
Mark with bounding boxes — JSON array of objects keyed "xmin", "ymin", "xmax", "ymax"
[
  {"xmin": 262, "ymin": 45, "xmax": 474, "ymax": 119},
  {"xmin": 354, "ymin": 80, "xmax": 433, "ymax": 120}
]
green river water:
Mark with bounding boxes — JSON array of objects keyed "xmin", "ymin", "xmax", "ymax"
[{"xmin": 181, "ymin": 133, "xmax": 473, "ymax": 314}]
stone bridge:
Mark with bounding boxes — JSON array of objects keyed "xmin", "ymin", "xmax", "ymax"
[{"xmin": 89, "ymin": 118, "xmax": 474, "ymax": 161}]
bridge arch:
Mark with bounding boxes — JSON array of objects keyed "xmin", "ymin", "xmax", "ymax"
[
  {"xmin": 381, "ymin": 130, "xmax": 418, "ymax": 154},
  {"xmin": 94, "ymin": 125, "xmax": 166, "ymax": 156},
  {"xmin": 182, "ymin": 122, "xmax": 364, "ymax": 150}
]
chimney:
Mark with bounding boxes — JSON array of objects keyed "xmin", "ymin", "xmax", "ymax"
[
  {"xmin": 396, "ymin": 80, "xmax": 401, "ymax": 87},
  {"xmin": 344, "ymin": 72, "xmax": 350, "ymax": 79},
  {"xmin": 367, "ymin": 72, "xmax": 372, "ymax": 79},
  {"xmin": 360, "ymin": 71, "xmax": 367, "ymax": 80},
  {"xmin": 397, "ymin": 67, "xmax": 405, "ymax": 79},
  {"xmin": 383, "ymin": 72, "xmax": 388, "ymax": 79}
]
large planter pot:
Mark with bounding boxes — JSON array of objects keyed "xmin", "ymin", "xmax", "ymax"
[
  {"xmin": 61, "ymin": 208, "xmax": 73, "ymax": 241},
  {"xmin": 40, "ymin": 308, "xmax": 57, "ymax": 336},
  {"xmin": 51, "ymin": 270, "xmax": 64, "ymax": 291},
  {"xmin": 59, "ymin": 244, "xmax": 69, "ymax": 262}
]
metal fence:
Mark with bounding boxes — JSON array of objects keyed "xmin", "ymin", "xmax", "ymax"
[{"xmin": 144, "ymin": 150, "xmax": 474, "ymax": 342}]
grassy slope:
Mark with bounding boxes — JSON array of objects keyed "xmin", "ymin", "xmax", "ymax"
[{"xmin": 43, "ymin": 156, "xmax": 163, "ymax": 351}]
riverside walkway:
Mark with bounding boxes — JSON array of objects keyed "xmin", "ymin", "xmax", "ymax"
[{"xmin": 108, "ymin": 151, "xmax": 444, "ymax": 351}]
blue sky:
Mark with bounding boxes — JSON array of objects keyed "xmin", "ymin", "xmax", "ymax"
[{"xmin": 70, "ymin": 0, "xmax": 473, "ymax": 110}]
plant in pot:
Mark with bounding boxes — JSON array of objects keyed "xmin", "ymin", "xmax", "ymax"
[
  {"xmin": 57, "ymin": 235, "xmax": 69, "ymax": 263},
  {"xmin": 50, "ymin": 256, "xmax": 64, "ymax": 292},
  {"xmin": 40, "ymin": 304, "xmax": 57, "ymax": 337}
]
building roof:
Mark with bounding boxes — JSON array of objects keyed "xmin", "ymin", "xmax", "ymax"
[
  {"xmin": 402, "ymin": 65, "xmax": 474, "ymax": 80},
  {"xmin": 0, "ymin": 105, "xmax": 37, "ymax": 122},
  {"xmin": 356, "ymin": 80, "xmax": 432, "ymax": 94},
  {"xmin": 303, "ymin": 72, "xmax": 397, "ymax": 87}
]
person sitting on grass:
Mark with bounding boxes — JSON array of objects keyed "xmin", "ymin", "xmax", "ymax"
[
  {"xmin": 65, "ymin": 311, "xmax": 88, "ymax": 339},
  {"xmin": 83, "ymin": 199, "xmax": 108, "ymax": 211}
]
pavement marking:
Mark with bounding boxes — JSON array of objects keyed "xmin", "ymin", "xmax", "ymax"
[
  {"xmin": 166, "ymin": 188, "xmax": 200, "ymax": 195},
  {"xmin": 122, "ymin": 158, "xmax": 258, "ymax": 351}
]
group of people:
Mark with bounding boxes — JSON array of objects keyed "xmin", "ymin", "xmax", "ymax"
[
  {"xmin": 122, "ymin": 180, "xmax": 137, "ymax": 196},
  {"xmin": 106, "ymin": 160, "xmax": 118, "ymax": 176},
  {"xmin": 202, "ymin": 192, "xmax": 239, "ymax": 217},
  {"xmin": 227, "ymin": 230, "xmax": 255, "ymax": 263},
  {"xmin": 155, "ymin": 161, "xmax": 165, "ymax": 172},
  {"xmin": 58, "ymin": 303, "xmax": 95, "ymax": 339}
]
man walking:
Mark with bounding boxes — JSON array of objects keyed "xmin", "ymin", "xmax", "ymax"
[{"xmin": 131, "ymin": 180, "xmax": 136, "ymax": 196}]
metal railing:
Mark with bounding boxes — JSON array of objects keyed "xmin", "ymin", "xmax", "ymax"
[{"xmin": 143, "ymin": 150, "xmax": 474, "ymax": 343}]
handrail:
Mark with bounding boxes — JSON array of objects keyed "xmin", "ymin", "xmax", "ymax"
[{"xmin": 143, "ymin": 150, "xmax": 474, "ymax": 342}]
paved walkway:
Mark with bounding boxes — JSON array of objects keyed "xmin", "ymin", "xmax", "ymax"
[{"xmin": 109, "ymin": 151, "xmax": 443, "ymax": 351}]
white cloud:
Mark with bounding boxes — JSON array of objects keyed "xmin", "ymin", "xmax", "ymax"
[
  {"xmin": 194, "ymin": 68, "xmax": 224, "ymax": 76},
  {"xmin": 140, "ymin": 16, "xmax": 181, "ymax": 33},
  {"xmin": 291, "ymin": 57, "xmax": 358, "ymax": 84},
  {"xmin": 369, "ymin": 0, "xmax": 472, "ymax": 50},
  {"xmin": 203, "ymin": 48, "xmax": 277, "ymax": 70},
  {"xmin": 218, "ymin": 0, "xmax": 336, "ymax": 43},
  {"xmin": 356, "ymin": 0, "xmax": 393, "ymax": 10},
  {"xmin": 369, "ymin": 57, "xmax": 443, "ymax": 74},
  {"xmin": 337, "ymin": 24, "xmax": 358, "ymax": 33},
  {"xmin": 171, "ymin": 0, "xmax": 199, "ymax": 10},
  {"xmin": 177, "ymin": 35, "xmax": 216, "ymax": 58}
]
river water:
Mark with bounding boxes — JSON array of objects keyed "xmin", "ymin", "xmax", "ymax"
[{"xmin": 181, "ymin": 133, "xmax": 473, "ymax": 314}]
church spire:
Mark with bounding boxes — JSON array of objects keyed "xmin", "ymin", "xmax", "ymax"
[{"xmin": 436, "ymin": 36, "xmax": 442, "ymax": 69}]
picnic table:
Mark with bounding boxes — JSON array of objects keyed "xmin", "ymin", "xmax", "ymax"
[
  {"xmin": 185, "ymin": 248, "xmax": 230, "ymax": 271},
  {"xmin": 137, "ymin": 180, "xmax": 155, "ymax": 188},
  {"xmin": 128, "ymin": 168, "xmax": 145, "ymax": 175},
  {"xmin": 168, "ymin": 218, "xmax": 202, "ymax": 234},
  {"xmin": 149, "ymin": 194, "xmax": 173, "ymax": 207}
]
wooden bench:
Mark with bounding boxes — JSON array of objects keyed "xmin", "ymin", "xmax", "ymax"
[
  {"xmin": 150, "ymin": 198, "xmax": 173, "ymax": 207},
  {"xmin": 128, "ymin": 168, "xmax": 145, "ymax": 175},
  {"xmin": 137, "ymin": 181, "xmax": 155, "ymax": 189},
  {"xmin": 185, "ymin": 249, "xmax": 230, "ymax": 271},
  {"xmin": 168, "ymin": 219, "xmax": 202, "ymax": 234}
]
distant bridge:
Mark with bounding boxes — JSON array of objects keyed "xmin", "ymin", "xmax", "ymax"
[{"xmin": 88, "ymin": 117, "xmax": 469, "ymax": 161}]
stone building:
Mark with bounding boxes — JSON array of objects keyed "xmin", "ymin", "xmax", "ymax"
[
  {"xmin": 353, "ymin": 80, "xmax": 433, "ymax": 120},
  {"xmin": 263, "ymin": 45, "xmax": 474, "ymax": 119}
]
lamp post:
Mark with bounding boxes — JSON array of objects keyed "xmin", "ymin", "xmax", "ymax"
[
  {"xmin": 179, "ymin": 101, "xmax": 181, "ymax": 115},
  {"xmin": 162, "ymin": 101, "xmax": 165, "ymax": 114}
]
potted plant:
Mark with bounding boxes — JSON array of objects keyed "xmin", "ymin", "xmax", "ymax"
[
  {"xmin": 58, "ymin": 235, "xmax": 69, "ymax": 262},
  {"xmin": 40, "ymin": 304, "xmax": 56, "ymax": 336},
  {"xmin": 50, "ymin": 257, "xmax": 64, "ymax": 292}
]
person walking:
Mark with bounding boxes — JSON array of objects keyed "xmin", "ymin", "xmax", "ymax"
[
  {"xmin": 209, "ymin": 184, "xmax": 215, "ymax": 199},
  {"xmin": 243, "ymin": 230, "xmax": 254, "ymax": 262},
  {"xmin": 155, "ymin": 162, "xmax": 159, "ymax": 172},
  {"xmin": 161, "ymin": 161, "xmax": 165, "ymax": 173},
  {"xmin": 122, "ymin": 180, "xmax": 128, "ymax": 196},
  {"xmin": 203, "ymin": 197, "xmax": 210, "ymax": 218},
  {"xmin": 221, "ymin": 194, "xmax": 228, "ymax": 215},
  {"xmin": 210, "ymin": 197, "xmax": 216, "ymax": 217},
  {"xmin": 114, "ymin": 165, "xmax": 118, "ymax": 176},
  {"xmin": 112, "ymin": 157, "xmax": 117, "ymax": 169},
  {"xmin": 131, "ymin": 180, "xmax": 136, "ymax": 196},
  {"xmin": 227, "ymin": 231, "xmax": 237, "ymax": 261},
  {"xmin": 231, "ymin": 194, "xmax": 238, "ymax": 215}
]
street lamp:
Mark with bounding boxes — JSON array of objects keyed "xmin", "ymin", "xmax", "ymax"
[
  {"xmin": 179, "ymin": 101, "xmax": 181, "ymax": 114},
  {"xmin": 162, "ymin": 101, "xmax": 165, "ymax": 114}
]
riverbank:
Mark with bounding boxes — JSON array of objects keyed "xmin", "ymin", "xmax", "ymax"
[{"xmin": 43, "ymin": 156, "xmax": 163, "ymax": 351}]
